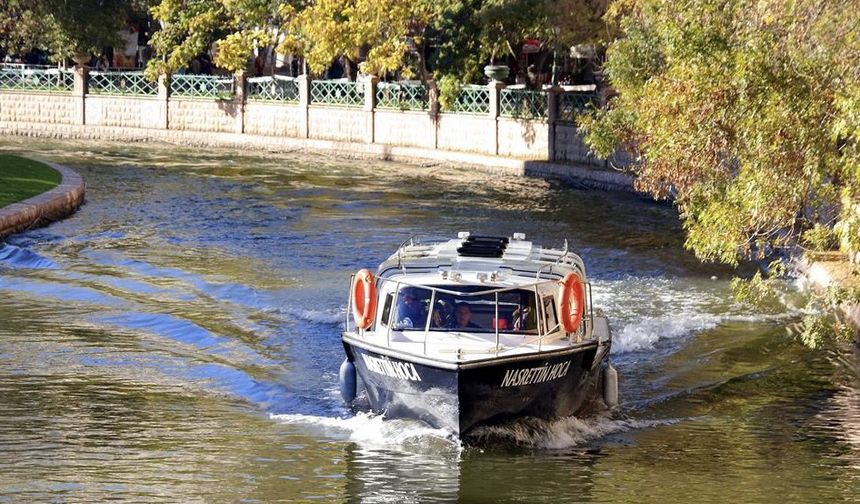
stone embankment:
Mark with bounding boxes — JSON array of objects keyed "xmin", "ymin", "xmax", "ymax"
[
  {"xmin": 0, "ymin": 68, "xmax": 636, "ymax": 193},
  {"xmin": 0, "ymin": 161, "xmax": 85, "ymax": 240},
  {"xmin": 0, "ymin": 121, "xmax": 634, "ymax": 193}
]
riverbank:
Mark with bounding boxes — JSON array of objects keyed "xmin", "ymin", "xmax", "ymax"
[
  {"xmin": 0, "ymin": 155, "xmax": 61, "ymax": 207},
  {"xmin": 0, "ymin": 122, "xmax": 635, "ymax": 193},
  {"xmin": 0, "ymin": 158, "xmax": 86, "ymax": 240}
]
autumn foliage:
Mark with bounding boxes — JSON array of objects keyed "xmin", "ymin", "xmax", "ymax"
[{"xmin": 582, "ymin": 0, "xmax": 860, "ymax": 265}]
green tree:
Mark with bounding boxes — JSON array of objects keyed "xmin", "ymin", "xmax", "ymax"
[
  {"xmin": 477, "ymin": 0, "xmax": 611, "ymax": 86},
  {"xmin": 582, "ymin": 0, "xmax": 860, "ymax": 266},
  {"xmin": 283, "ymin": 0, "xmax": 435, "ymax": 79},
  {"xmin": 146, "ymin": 0, "xmax": 298, "ymax": 78},
  {"xmin": 0, "ymin": 0, "xmax": 150, "ymax": 60}
]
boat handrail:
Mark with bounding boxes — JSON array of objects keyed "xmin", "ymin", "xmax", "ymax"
[
  {"xmin": 374, "ymin": 273, "xmax": 560, "ymax": 297},
  {"xmin": 345, "ymin": 272, "xmax": 594, "ymax": 357},
  {"xmin": 395, "ymin": 234, "xmax": 451, "ymax": 270}
]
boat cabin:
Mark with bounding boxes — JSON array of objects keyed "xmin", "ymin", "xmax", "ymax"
[{"xmin": 345, "ymin": 233, "xmax": 606, "ymax": 363}]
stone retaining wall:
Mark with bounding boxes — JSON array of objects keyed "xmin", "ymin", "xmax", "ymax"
[
  {"xmin": 374, "ymin": 110, "xmax": 436, "ymax": 149},
  {"xmin": 498, "ymin": 118, "xmax": 550, "ymax": 159},
  {"xmin": 245, "ymin": 101, "xmax": 303, "ymax": 137},
  {"xmin": 0, "ymin": 120, "xmax": 635, "ymax": 192},
  {"xmin": 308, "ymin": 106, "xmax": 366, "ymax": 143},
  {"xmin": 0, "ymin": 76, "xmax": 622, "ymax": 166},
  {"xmin": 0, "ymin": 78, "xmax": 639, "ymax": 192},
  {"xmin": 0, "ymin": 92, "xmax": 78, "ymax": 125},
  {"xmin": 169, "ymin": 98, "xmax": 241, "ymax": 133},
  {"xmin": 436, "ymin": 114, "xmax": 496, "ymax": 155},
  {"xmin": 85, "ymin": 95, "xmax": 165, "ymax": 129},
  {"xmin": 0, "ymin": 162, "xmax": 86, "ymax": 240}
]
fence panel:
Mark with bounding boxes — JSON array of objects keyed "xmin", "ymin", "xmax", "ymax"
[
  {"xmin": 89, "ymin": 71, "xmax": 157, "ymax": 96},
  {"xmin": 310, "ymin": 80, "xmax": 363, "ymax": 107},
  {"xmin": 0, "ymin": 66, "xmax": 74, "ymax": 93},
  {"xmin": 247, "ymin": 75, "xmax": 299, "ymax": 102},
  {"xmin": 171, "ymin": 74, "xmax": 234, "ymax": 98},
  {"xmin": 451, "ymin": 85, "xmax": 490, "ymax": 115},
  {"xmin": 376, "ymin": 82, "xmax": 428, "ymax": 111},
  {"xmin": 558, "ymin": 92, "xmax": 598, "ymax": 123},
  {"xmin": 500, "ymin": 89, "xmax": 548, "ymax": 119}
]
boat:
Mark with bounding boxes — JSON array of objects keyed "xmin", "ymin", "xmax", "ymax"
[{"xmin": 338, "ymin": 232, "xmax": 618, "ymax": 437}]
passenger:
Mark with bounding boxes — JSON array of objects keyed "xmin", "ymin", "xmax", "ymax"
[
  {"xmin": 512, "ymin": 304, "xmax": 535, "ymax": 331},
  {"xmin": 396, "ymin": 288, "xmax": 427, "ymax": 329},
  {"xmin": 454, "ymin": 302, "xmax": 481, "ymax": 329},
  {"xmin": 430, "ymin": 300, "xmax": 453, "ymax": 328}
]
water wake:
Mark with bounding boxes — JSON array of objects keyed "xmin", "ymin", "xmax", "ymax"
[
  {"xmin": 612, "ymin": 314, "xmax": 721, "ymax": 354},
  {"xmin": 466, "ymin": 414, "xmax": 681, "ymax": 449},
  {"xmin": 270, "ymin": 412, "xmax": 459, "ymax": 451}
]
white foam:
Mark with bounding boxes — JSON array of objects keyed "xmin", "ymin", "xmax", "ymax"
[
  {"xmin": 270, "ymin": 412, "xmax": 459, "ymax": 450},
  {"xmin": 590, "ymin": 275, "xmax": 804, "ymax": 355},
  {"xmin": 468, "ymin": 415, "xmax": 681, "ymax": 449},
  {"xmin": 612, "ymin": 314, "xmax": 721, "ymax": 354}
]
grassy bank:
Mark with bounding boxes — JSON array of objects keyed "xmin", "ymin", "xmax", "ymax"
[{"xmin": 0, "ymin": 155, "xmax": 61, "ymax": 208}]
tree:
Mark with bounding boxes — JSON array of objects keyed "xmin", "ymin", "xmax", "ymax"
[
  {"xmin": 0, "ymin": 0, "xmax": 150, "ymax": 60},
  {"xmin": 581, "ymin": 0, "xmax": 860, "ymax": 266},
  {"xmin": 283, "ymin": 0, "xmax": 435, "ymax": 79},
  {"xmin": 145, "ymin": 0, "xmax": 298, "ymax": 78},
  {"xmin": 477, "ymin": 0, "xmax": 611, "ymax": 86}
]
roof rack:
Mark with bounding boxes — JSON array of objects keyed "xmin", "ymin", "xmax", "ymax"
[{"xmin": 457, "ymin": 236, "xmax": 509, "ymax": 258}]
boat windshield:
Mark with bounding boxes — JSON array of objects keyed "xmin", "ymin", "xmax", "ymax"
[{"xmin": 392, "ymin": 285, "xmax": 539, "ymax": 334}]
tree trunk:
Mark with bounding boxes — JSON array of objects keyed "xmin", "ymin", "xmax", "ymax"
[{"xmin": 415, "ymin": 39, "xmax": 439, "ymax": 115}]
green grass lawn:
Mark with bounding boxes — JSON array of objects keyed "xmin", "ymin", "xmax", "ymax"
[{"xmin": 0, "ymin": 155, "xmax": 61, "ymax": 208}]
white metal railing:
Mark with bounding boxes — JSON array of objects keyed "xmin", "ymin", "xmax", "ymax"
[{"xmin": 345, "ymin": 273, "xmax": 593, "ymax": 357}]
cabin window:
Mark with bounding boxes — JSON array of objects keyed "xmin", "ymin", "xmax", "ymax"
[
  {"xmin": 543, "ymin": 295, "xmax": 560, "ymax": 333},
  {"xmin": 420, "ymin": 286, "xmax": 538, "ymax": 334},
  {"xmin": 380, "ymin": 292, "xmax": 394, "ymax": 327},
  {"xmin": 392, "ymin": 286, "xmax": 432, "ymax": 330}
]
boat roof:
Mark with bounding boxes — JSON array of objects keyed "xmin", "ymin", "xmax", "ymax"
[{"xmin": 376, "ymin": 232, "xmax": 587, "ymax": 283}]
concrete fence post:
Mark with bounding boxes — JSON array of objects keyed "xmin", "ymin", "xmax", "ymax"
[
  {"xmin": 297, "ymin": 74, "xmax": 310, "ymax": 139},
  {"xmin": 363, "ymin": 75, "xmax": 378, "ymax": 144},
  {"xmin": 547, "ymin": 86, "xmax": 562, "ymax": 162},
  {"xmin": 488, "ymin": 81, "xmax": 505, "ymax": 155},
  {"xmin": 234, "ymin": 72, "xmax": 246, "ymax": 134},
  {"xmin": 72, "ymin": 66, "xmax": 88, "ymax": 125},
  {"xmin": 157, "ymin": 75, "xmax": 170, "ymax": 129}
]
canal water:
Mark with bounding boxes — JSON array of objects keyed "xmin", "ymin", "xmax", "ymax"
[{"xmin": 0, "ymin": 138, "xmax": 858, "ymax": 503}]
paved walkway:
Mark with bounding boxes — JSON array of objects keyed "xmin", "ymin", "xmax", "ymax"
[{"xmin": 0, "ymin": 161, "xmax": 85, "ymax": 240}]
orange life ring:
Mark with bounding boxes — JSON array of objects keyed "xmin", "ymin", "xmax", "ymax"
[
  {"xmin": 351, "ymin": 268, "xmax": 377, "ymax": 330},
  {"xmin": 558, "ymin": 272, "xmax": 585, "ymax": 333}
]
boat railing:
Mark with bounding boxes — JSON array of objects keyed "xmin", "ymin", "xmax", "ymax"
[
  {"xmin": 345, "ymin": 274, "xmax": 593, "ymax": 356},
  {"xmin": 394, "ymin": 234, "xmax": 451, "ymax": 270}
]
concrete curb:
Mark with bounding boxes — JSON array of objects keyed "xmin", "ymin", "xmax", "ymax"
[
  {"xmin": 0, "ymin": 161, "xmax": 86, "ymax": 240},
  {"xmin": 0, "ymin": 121, "xmax": 635, "ymax": 193}
]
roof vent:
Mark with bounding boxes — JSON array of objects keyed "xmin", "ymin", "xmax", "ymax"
[
  {"xmin": 457, "ymin": 235, "xmax": 509, "ymax": 258},
  {"xmin": 512, "ymin": 232, "xmax": 526, "ymax": 241}
]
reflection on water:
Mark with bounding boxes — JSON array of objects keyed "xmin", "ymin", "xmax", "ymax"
[{"xmin": 0, "ymin": 138, "xmax": 859, "ymax": 502}]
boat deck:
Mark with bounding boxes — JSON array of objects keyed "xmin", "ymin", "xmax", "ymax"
[{"xmin": 344, "ymin": 328, "xmax": 580, "ymax": 363}]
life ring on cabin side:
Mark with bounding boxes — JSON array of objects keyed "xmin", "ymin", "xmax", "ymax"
[
  {"xmin": 558, "ymin": 272, "xmax": 585, "ymax": 333},
  {"xmin": 351, "ymin": 268, "xmax": 377, "ymax": 330}
]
